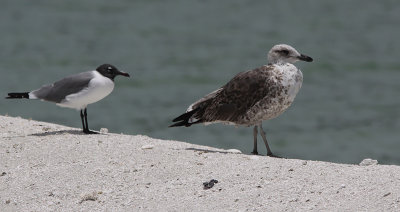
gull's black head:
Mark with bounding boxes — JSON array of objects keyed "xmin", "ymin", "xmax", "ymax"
[{"xmin": 96, "ymin": 64, "xmax": 130, "ymax": 80}]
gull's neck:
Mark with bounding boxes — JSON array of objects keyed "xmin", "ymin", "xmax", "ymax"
[{"xmin": 268, "ymin": 60, "xmax": 289, "ymax": 66}]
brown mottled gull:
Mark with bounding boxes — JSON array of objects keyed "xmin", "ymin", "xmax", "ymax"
[{"xmin": 170, "ymin": 44, "xmax": 313, "ymax": 156}]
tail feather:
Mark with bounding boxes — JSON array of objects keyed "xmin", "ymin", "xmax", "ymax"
[
  {"xmin": 6, "ymin": 92, "xmax": 29, "ymax": 99},
  {"xmin": 169, "ymin": 108, "xmax": 201, "ymax": 127}
]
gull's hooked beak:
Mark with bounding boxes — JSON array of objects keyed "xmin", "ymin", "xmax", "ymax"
[
  {"xmin": 116, "ymin": 70, "xmax": 130, "ymax": 77},
  {"xmin": 298, "ymin": 54, "xmax": 313, "ymax": 62}
]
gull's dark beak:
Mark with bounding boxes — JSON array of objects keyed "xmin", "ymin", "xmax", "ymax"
[
  {"xmin": 298, "ymin": 54, "xmax": 313, "ymax": 62},
  {"xmin": 117, "ymin": 70, "xmax": 130, "ymax": 77}
]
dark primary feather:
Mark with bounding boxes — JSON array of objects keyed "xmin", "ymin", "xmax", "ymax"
[
  {"xmin": 172, "ymin": 108, "xmax": 198, "ymax": 122},
  {"xmin": 169, "ymin": 108, "xmax": 200, "ymax": 127},
  {"xmin": 31, "ymin": 71, "xmax": 94, "ymax": 103},
  {"xmin": 6, "ymin": 92, "xmax": 29, "ymax": 99},
  {"xmin": 171, "ymin": 65, "xmax": 276, "ymax": 126}
]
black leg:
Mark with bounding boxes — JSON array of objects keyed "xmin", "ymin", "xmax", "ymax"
[
  {"xmin": 258, "ymin": 124, "xmax": 280, "ymax": 158},
  {"xmin": 84, "ymin": 108, "xmax": 89, "ymax": 131},
  {"xmin": 80, "ymin": 109, "xmax": 86, "ymax": 132},
  {"xmin": 83, "ymin": 108, "xmax": 98, "ymax": 134},
  {"xmin": 251, "ymin": 126, "xmax": 258, "ymax": 155}
]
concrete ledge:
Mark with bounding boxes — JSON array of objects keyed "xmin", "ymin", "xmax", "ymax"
[{"xmin": 1, "ymin": 115, "xmax": 399, "ymax": 211}]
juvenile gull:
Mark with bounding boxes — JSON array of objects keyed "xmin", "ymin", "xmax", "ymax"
[
  {"xmin": 170, "ymin": 44, "xmax": 313, "ymax": 156},
  {"xmin": 6, "ymin": 64, "xmax": 130, "ymax": 134}
]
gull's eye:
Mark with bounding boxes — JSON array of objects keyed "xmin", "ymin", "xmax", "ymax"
[
  {"xmin": 280, "ymin": 50, "xmax": 289, "ymax": 55},
  {"xmin": 107, "ymin": 67, "xmax": 112, "ymax": 73}
]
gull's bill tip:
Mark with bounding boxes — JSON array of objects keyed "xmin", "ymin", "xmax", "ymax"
[
  {"xmin": 118, "ymin": 71, "xmax": 130, "ymax": 77},
  {"xmin": 298, "ymin": 54, "xmax": 313, "ymax": 62}
]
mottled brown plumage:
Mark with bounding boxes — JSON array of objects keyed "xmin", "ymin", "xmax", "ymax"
[
  {"xmin": 192, "ymin": 65, "xmax": 276, "ymax": 125},
  {"xmin": 170, "ymin": 44, "xmax": 313, "ymax": 156}
]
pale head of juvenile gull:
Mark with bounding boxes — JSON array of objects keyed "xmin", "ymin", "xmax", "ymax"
[{"xmin": 268, "ymin": 44, "xmax": 313, "ymax": 65}]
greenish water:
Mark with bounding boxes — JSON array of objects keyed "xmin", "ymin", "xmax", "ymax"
[{"xmin": 1, "ymin": 1, "xmax": 400, "ymax": 164}]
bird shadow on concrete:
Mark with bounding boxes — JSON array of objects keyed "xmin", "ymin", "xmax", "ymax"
[
  {"xmin": 185, "ymin": 147, "xmax": 231, "ymax": 154},
  {"xmin": 30, "ymin": 130, "xmax": 103, "ymax": 136},
  {"xmin": 185, "ymin": 147, "xmax": 283, "ymax": 157}
]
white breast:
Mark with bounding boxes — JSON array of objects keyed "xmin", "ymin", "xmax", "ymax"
[
  {"xmin": 244, "ymin": 64, "xmax": 303, "ymax": 125},
  {"xmin": 278, "ymin": 63, "xmax": 303, "ymax": 102},
  {"xmin": 57, "ymin": 71, "xmax": 115, "ymax": 110}
]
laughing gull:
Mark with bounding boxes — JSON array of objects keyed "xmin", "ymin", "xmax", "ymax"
[
  {"xmin": 170, "ymin": 44, "xmax": 313, "ymax": 156},
  {"xmin": 6, "ymin": 64, "xmax": 130, "ymax": 134}
]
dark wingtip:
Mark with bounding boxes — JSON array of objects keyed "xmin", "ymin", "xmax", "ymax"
[
  {"xmin": 172, "ymin": 115, "xmax": 184, "ymax": 122},
  {"xmin": 169, "ymin": 122, "xmax": 186, "ymax": 127},
  {"xmin": 170, "ymin": 108, "xmax": 200, "ymax": 127},
  {"xmin": 6, "ymin": 92, "xmax": 29, "ymax": 99},
  {"xmin": 169, "ymin": 121, "xmax": 194, "ymax": 127}
]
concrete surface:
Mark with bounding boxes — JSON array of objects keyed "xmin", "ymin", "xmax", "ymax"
[{"xmin": 1, "ymin": 115, "xmax": 400, "ymax": 211}]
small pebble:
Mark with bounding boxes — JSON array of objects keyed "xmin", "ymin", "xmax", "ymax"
[
  {"xmin": 79, "ymin": 192, "xmax": 98, "ymax": 203},
  {"xmin": 248, "ymin": 155, "xmax": 259, "ymax": 160},
  {"xmin": 203, "ymin": 179, "xmax": 218, "ymax": 189},
  {"xmin": 226, "ymin": 149, "xmax": 242, "ymax": 154},
  {"xmin": 302, "ymin": 161, "xmax": 307, "ymax": 165},
  {"xmin": 383, "ymin": 192, "xmax": 391, "ymax": 197},
  {"xmin": 359, "ymin": 158, "xmax": 378, "ymax": 166},
  {"xmin": 100, "ymin": 128, "xmax": 108, "ymax": 134},
  {"xmin": 42, "ymin": 127, "xmax": 51, "ymax": 131},
  {"xmin": 1, "ymin": 172, "xmax": 6, "ymax": 176},
  {"xmin": 141, "ymin": 144, "xmax": 154, "ymax": 150}
]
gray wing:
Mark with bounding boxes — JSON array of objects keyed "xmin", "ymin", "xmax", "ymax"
[{"xmin": 31, "ymin": 71, "xmax": 94, "ymax": 103}]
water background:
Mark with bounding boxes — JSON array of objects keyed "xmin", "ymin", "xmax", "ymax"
[{"xmin": 1, "ymin": 0, "xmax": 400, "ymax": 164}]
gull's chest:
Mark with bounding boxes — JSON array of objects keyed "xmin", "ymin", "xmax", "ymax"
[
  {"xmin": 242, "ymin": 64, "xmax": 303, "ymax": 125},
  {"xmin": 58, "ymin": 72, "xmax": 115, "ymax": 109},
  {"xmin": 273, "ymin": 64, "xmax": 303, "ymax": 100}
]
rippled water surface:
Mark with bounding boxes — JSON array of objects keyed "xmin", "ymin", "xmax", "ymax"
[{"xmin": 1, "ymin": 0, "xmax": 400, "ymax": 164}]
